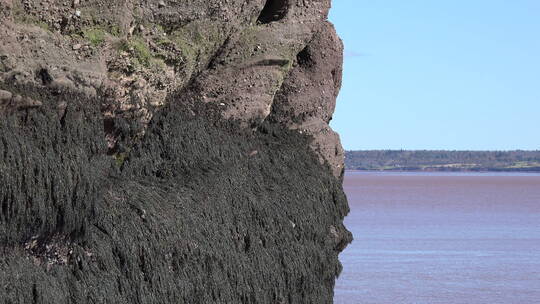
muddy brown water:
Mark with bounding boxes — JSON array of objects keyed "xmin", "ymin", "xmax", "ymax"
[{"xmin": 335, "ymin": 171, "xmax": 540, "ymax": 304}]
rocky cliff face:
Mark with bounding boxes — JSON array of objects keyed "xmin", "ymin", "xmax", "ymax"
[{"xmin": 0, "ymin": 0, "xmax": 351, "ymax": 302}]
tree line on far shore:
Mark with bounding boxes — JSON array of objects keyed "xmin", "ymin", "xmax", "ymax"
[{"xmin": 345, "ymin": 150, "xmax": 540, "ymax": 172}]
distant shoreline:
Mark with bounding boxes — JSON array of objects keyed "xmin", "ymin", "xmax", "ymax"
[
  {"xmin": 345, "ymin": 150, "xmax": 540, "ymax": 173},
  {"xmin": 345, "ymin": 169, "xmax": 540, "ymax": 173}
]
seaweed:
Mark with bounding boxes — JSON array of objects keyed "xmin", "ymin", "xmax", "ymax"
[{"xmin": 0, "ymin": 84, "xmax": 350, "ymax": 303}]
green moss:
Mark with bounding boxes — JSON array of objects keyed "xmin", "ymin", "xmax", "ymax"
[
  {"xmin": 169, "ymin": 21, "xmax": 224, "ymax": 63},
  {"xmin": 82, "ymin": 28, "xmax": 107, "ymax": 46},
  {"xmin": 170, "ymin": 36, "xmax": 197, "ymax": 61},
  {"xmin": 113, "ymin": 152, "xmax": 128, "ymax": 168},
  {"xmin": 109, "ymin": 20, "xmax": 224, "ymax": 76},
  {"xmin": 130, "ymin": 39, "xmax": 153, "ymax": 67},
  {"xmin": 117, "ymin": 38, "xmax": 165, "ymax": 70},
  {"xmin": 109, "ymin": 25, "xmax": 122, "ymax": 37},
  {"xmin": 154, "ymin": 24, "xmax": 166, "ymax": 33},
  {"xmin": 124, "ymin": 20, "xmax": 226, "ymax": 77}
]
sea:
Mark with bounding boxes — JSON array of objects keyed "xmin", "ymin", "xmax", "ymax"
[{"xmin": 334, "ymin": 171, "xmax": 540, "ymax": 304}]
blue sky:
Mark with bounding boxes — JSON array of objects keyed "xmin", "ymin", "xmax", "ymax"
[{"xmin": 329, "ymin": 1, "xmax": 540, "ymax": 151}]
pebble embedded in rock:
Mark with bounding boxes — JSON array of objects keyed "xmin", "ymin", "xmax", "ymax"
[
  {"xmin": 134, "ymin": 79, "xmax": 146, "ymax": 89},
  {"xmin": 51, "ymin": 78, "xmax": 76, "ymax": 91},
  {"xmin": 72, "ymin": 43, "xmax": 82, "ymax": 50},
  {"xmin": 17, "ymin": 97, "xmax": 43, "ymax": 109},
  {"xmin": 11, "ymin": 94, "xmax": 22, "ymax": 104},
  {"xmin": 0, "ymin": 89, "xmax": 12, "ymax": 101}
]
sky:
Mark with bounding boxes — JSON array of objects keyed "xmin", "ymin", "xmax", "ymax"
[{"xmin": 328, "ymin": 0, "xmax": 540, "ymax": 151}]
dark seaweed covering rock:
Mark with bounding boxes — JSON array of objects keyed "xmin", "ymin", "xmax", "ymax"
[
  {"xmin": 0, "ymin": 85, "xmax": 350, "ymax": 303},
  {"xmin": 0, "ymin": 0, "xmax": 351, "ymax": 302}
]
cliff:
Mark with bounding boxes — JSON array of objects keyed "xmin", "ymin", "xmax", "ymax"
[{"xmin": 0, "ymin": 0, "xmax": 351, "ymax": 303}]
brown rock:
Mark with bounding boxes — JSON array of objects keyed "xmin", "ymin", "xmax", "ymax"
[
  {"xmin": 50, "ymin": 77, "xmax": 76, "ymax": 91},
  {"xmin": 0, "ymin": 0, "xmax": 13, "ymax": 10},
  {"xmin": 18, "ymin": 96, "xmax": 43, "ymax": 109},
  {"xmin": 0, "ymin": 89, "xmax": 12, "ymax": 102},
  {"xmin": 268, "ymin": 22, "xmax": 345, "ymax": 177}
]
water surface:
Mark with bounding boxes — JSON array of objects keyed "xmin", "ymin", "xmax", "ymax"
[{"xmin": 335, "ymin": 171, "xmax": 540, "ymax": 304}]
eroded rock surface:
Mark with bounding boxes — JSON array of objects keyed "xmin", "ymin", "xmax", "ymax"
[{"xmin": 0, "ymin": 0, "xmax": 351, "ymax": 303}]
